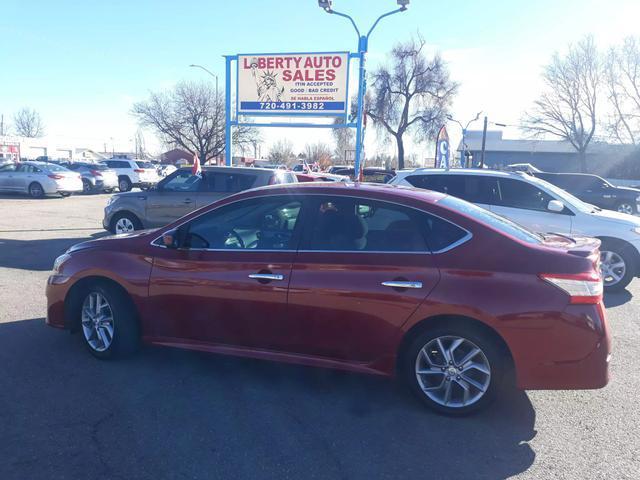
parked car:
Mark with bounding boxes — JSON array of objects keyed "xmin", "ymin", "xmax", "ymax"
[
  {"xmin": 65, "ymin": 162, "xmax": 118, "ymax": 193},
  {"xmin": 332, "ymin": 167, "xmax": 396, "ymax": 183},
  {"xmin": 48, "ymin": 182, "xmax": 609, "ymax": 415},
  {"xmin": 327, "ymin": 165, "xmax": 350, "ymax": 174},
  {"xmin": 295, "ymin": 172, "xmax": 349, "ymax": 182},
  {"xmin": 504, "ymin": 163, "xmax": 542, "ymax": 173},
  {"xmin": 390, "ymin": 168, "xmax": 640, "ymax": 291},
  {"xmin": 100, "ymin": 158, "xmax": 160, "ymax": 192},
  {"xmin": 532, "ymin": 172, "xmax": 640, "ymax": 216},
  {"xmin": 0, "ymin": 161, "xmax": 82, "ymax": 198},
  {"xmin": 157, "ymin": 164, "xmax": 177, "ymax": 178},
  {"xmin": 103, "ymin": 166, "xmax": 298, "ymax": 234}
]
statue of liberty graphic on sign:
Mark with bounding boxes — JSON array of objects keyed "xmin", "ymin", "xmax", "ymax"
[{"xmin": 250, "ymin": 57, "xmax": 285, "ymax": 102}]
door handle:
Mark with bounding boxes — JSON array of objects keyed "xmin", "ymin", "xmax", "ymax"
[
  {"xmin": 249, "ymin": 273, "xmax": 284, "ymax": 281},
  {"xmin": 382, "ymin": 281, "xmax": 423, "ymax": 289},
  {"xmin": 183, "ymin": 198, "xmax": 194, "ymax": 204}
]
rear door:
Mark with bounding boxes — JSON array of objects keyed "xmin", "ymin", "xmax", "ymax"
[
  {"xmin": 146, "ymin": 170, "xmax": 202, "ymax": 227},
  {"xmin": 286, "ymin": 195, "xmax": 446, "ymax": 363},
  {"xmin": 491, "ymin": 177, "xmax": 573, "ymax": 234}
]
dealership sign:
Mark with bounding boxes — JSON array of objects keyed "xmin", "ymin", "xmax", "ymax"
[
  {"xmin": 435, "ymin": 125, "xmax": 450, "ymax": 169},
  {"xmin": 237, "ymin": 52, "xmax": 349, "ymax": 115}
]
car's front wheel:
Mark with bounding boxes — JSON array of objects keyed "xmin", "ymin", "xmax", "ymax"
[
  {"xmin": 79, "ymin": 283, "xmax": 139, "ymax": 359},
  {"xmin": 402, "ymin": 325, "xmax": 505, "ymax": 415},
  {"xmin": 600, "ymin": 240, "xmax": 634, "ymax": 292}
]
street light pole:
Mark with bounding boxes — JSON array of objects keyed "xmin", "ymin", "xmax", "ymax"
[
  {"xmin": 190, "ymin": 64, "xmax": 220, "ymax": 164},
  {"xmin": 319, "ymin": 1, "xmax": 409, "ymax": 180},
  {"xmin": 447, "ymin": 112, "xmax": 482, "ymax": 168}
]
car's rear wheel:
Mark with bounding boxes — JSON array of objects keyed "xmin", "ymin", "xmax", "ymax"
[
  {"xmin": 110, "ymin": 212, "xmax": 142, "ymax": 234},
  {"xmin": 600, "ymin": 241, "xmax": 634, "ymax": 292},
  {"xmin": 59, "ymin": 192, "xmax": 72, "ymax": 197},
  {"xmin": 79, "ymin": 283, "xmax": 139, "ymax": 359},
  {"xmin": 82, "ymin": 178, "xmax": 92, "ymax": 194},
  {"xmin": 28, "ymin": 182, "xmax": 44, "ymax": 198},
  {"xmin": 616, "ymin": 202, "xmax": 635, "ymax": 215},
  {"xmin": 402, "ymin": 325, "xmax": 505, "ymax": 415},
  {"xmin": 118, "ymin": 177, "xmax": 132, "ymax": 192}
]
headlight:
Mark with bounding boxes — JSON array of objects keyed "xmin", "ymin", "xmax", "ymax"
[{"xmin": 53, "ymin": 253, "xmax": 71, "ymax": 273}]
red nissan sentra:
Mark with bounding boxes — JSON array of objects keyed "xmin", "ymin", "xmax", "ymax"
[{"xmin": 46, "ymin": 183, "xmax": 610, "ymax": 415}]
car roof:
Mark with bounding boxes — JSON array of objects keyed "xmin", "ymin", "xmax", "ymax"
[
  {"xmin": 238, "ymin": 181, "xmax": 446, "ymax": 204},
  {"xmin": 396, "ymin": 168, "xmax": 527, "ymax": 179}
]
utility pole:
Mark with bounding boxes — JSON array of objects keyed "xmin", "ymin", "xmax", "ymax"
[
  {"xmin": 480, "ymin": 116, "xmax": 488, "ymax": 168},
  {"xmin": 1, "ymin": 114, "xmax": 4, "ymax": 136}
]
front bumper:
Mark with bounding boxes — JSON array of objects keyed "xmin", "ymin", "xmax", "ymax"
[{"xmin": 46, "ymin": 274, "xmax": 72, "ymax": 329}]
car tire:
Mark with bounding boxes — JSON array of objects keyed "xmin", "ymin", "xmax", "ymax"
[
  {"xmin": 59, "ymin": 192, "xmax": 72, "ymax": 197},
  {"xmin": 109, "ymin": 211, "xmax": 142, "ymax": 234},
  {"xmin": 28, "ymin": 182, "xmax": 45, "ymax": 198},
  {"xmin": 77, "ymin": 282, "xmax": 140, "ymax": 360},
  {"xmin": 103, "ymin": 188, "xmax": 114, "ymax": 194},
  {"xmin": 82, "ymin": 178, "xmax": 93, "ymax": 194},
  {"xmin": 118, "ymin": 177, "xmax": 132, "ymax": 192},
  {"xmin": 616, "ymin": 201, "xmax": 635, "ymax": 216},
  {"xmin": 401, "ymin": 324, "xmax": 506, "ymax": 416},
  {"xmin": 600, "ymin": 240, "xmax": 634, "ymax": 292}
]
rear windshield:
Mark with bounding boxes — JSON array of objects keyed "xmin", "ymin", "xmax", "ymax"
[
  {"xmin": 88, "ymin": 163, "xmax": 108, "ymax": 170},
  {"xmin": 135, "ymin": 161, "xmax": 154, "ymax": 169},
  {"xmin": 439, "ymin": 195, "xmax": 543, "ymax": 245},
  {"xmin": 44, "ymin": 164, "xmax": 68, "ymax": 172}
]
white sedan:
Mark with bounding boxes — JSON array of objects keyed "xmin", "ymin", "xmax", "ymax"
[{"xmin": 0, "ymin": 161, "xmax": 83, "ymax": 198}]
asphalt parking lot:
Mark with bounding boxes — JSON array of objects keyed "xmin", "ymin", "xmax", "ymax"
[{"xmin": 0, "ymin": 192, "xmax": 639, "ymax": 480}]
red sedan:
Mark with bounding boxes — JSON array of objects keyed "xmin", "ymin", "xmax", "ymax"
[{"xmin": 46, "ymin": 183, "xmax": 610, "ymax": 415}]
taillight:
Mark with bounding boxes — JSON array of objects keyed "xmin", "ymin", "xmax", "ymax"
[
  {"xmin": 134, "ymin": 169, "xmax": 145, "ymax": 173},
  {"xmin": 90, "ymin": 169, "xmax": 103, "ymax": 177},
  {"xmin": 48, "ymin": 174, "xmax": 64, "ymax": 180},
  {"xmin": 540, "ymin": 272, "xmax": 603, "ymax": 304}
]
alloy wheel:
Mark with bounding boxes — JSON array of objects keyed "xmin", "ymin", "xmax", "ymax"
[
  {"xmin": 600, "ymin": 250, "xmax": 626, "ymax": 287},
  {"xmin": 115, "ymin": 217, "xmax": 135, "ymax": 234},
  {"xmin": 616, "ymin": 203, "xmax": 634, "ymax": 215},
  {"xmin": 81, "ymin": 292, "xmax": 115, "ymax": 352},
  {"xmin": 415, "ymin": 336, "xmax": 491, "ymax": 408},
  {"xmin": 29, "ymin": 183, "xmax": 43, "ymax": 198}
]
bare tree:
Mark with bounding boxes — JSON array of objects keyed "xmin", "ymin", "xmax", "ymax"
[
  {"xmin": 268, "ymin": 139, "xmax": 296, "ymax": 167},
  {"xmin": 13, "ymin": 108, "xmax": 44, "ymax": 137},
  {"xmin": 304, "ymin": 142, "xmax": 333, "ymax": 169},
  {"xmin": 367, "ymin": 35, "xmax": 458, "ymax": 170},
  {"xmin": 132, "ymin": 81, "xmax": 259, "ymax": 163},
  {"xmin": 524, "ymin": 36, "xmax": 600, "ymax": 172},
  {"xmin": 604, "ymin": 37, "xmax": 640, "ymax": 144}
]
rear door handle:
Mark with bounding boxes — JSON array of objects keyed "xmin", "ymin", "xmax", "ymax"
[
  {"xmin": 183, "ymin": 198, "xmax": 194, "ymax": 204},
  {"xmin": 249, "ymin": 273, "xmax": 284, "ymax": 281},
  {"xmin": 382, "ymin": 281, "xmax": 423, "ymax": 289}
]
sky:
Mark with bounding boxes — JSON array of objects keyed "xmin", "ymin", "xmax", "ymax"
[{"xmin": 2, "ymin": 0, "xmax": 640, "ymax": 160}]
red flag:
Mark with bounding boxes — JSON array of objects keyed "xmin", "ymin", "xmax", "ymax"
[{"xmin": 191, "ymin": 153, "xmax": 201, "ymax": 176}]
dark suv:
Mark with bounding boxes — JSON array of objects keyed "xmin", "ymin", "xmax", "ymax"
[
  {"xmin": 103, "ymin": 166, "xmax": 297, "ymax": 234},
  {"xmin": 534, "ymin": 172, "xmax": 640, "ymax": 215}
]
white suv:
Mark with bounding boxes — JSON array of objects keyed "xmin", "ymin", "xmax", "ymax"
[
  {"xmin": 101, "ymin": 158, "xmax": 160, "ymax": 192},
  {"xmin": 390, "ymin": 168, "xmax": 640, "ymax": 291}
]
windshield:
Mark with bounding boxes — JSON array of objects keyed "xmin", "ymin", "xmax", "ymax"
[
  {"xmin": 439, "ymin": 194, "xmax": 543, "ymax": 244},
  {"xmin": 43, "ymin": 164, "xmax": 69, "ymax": 172}
]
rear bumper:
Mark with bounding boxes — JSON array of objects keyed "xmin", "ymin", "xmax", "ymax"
[{"xmin": 510, "ymin": 303, "xmax": 611, "ymax": 390}]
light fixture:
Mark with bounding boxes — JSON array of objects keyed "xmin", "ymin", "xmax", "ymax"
[
  {"xmin": 318, "ymin": 0, "xmax": 332, "ymax": 12},
  {"xmin": 397, "ymin": 0, "xmax": 410, "ymax": 10}
]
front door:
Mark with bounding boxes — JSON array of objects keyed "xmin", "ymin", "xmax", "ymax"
[
  {"xmin": 146, "ymin": 170, "xmax": 202, "ymax": 227},
  {"xmin": 148, "ymin": 194, "xmax": 304, "ymax": 350},
  {"xmin": 286, "ymin": 195, "xmax": 442, "ymax": 364},
  {"xmin": 490, "ymin": 177, "xmax": 573, "ymax": 234}
]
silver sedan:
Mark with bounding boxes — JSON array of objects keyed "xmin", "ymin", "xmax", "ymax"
[{"xmin": 0, "ymin": 161, "xmax": 83, "ymax": 198}]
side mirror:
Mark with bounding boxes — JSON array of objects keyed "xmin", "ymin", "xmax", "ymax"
[
  {"xmin": 547, "ymin": 200, "xmax": 565, "ymax": 213},
  {"xmin": 162, "ymin": 229, "xmax": 180, "ymax": 249}
]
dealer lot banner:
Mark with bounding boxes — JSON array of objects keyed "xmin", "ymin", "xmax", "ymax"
[{"xmin": 237, "ymin": 52, "xmax": 349, "ymax": 115}]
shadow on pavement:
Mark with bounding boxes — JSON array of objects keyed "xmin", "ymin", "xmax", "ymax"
[
  {"xmin": 0, "ymin": 318, "xmax": 537, "ymax": 480},
  {"xmin": 0, "ymin": 232, "xmax": 109, "ymax": 271},
  {"xmin": 604, "ymin": 289, "xmax": 633, "ymax": 308}
]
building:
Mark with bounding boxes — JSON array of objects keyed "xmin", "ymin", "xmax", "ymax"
[{"xmin": 458, "ymin": 131, "xmax": 638, "ymax": 177}]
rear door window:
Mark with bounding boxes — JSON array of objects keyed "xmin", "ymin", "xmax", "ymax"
[
  {"xmin": 407, "ymin": 175, "xmax": 499, "ymax": 205},
  {"xmin": 202, "ymin": 172, "xmax": 258, "ymax": 193}
]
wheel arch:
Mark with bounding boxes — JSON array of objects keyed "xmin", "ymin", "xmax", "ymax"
[
  {"xmin": 397, "ymin": 314, "xmax": 515, "ymax": 379},
  {"xmin": 596, "ymin": 236, "xmax": 640, "ymax": 274},
  {"xmin": 63, "ymin": 275, "xmax": 139, "ymax": 332}
]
